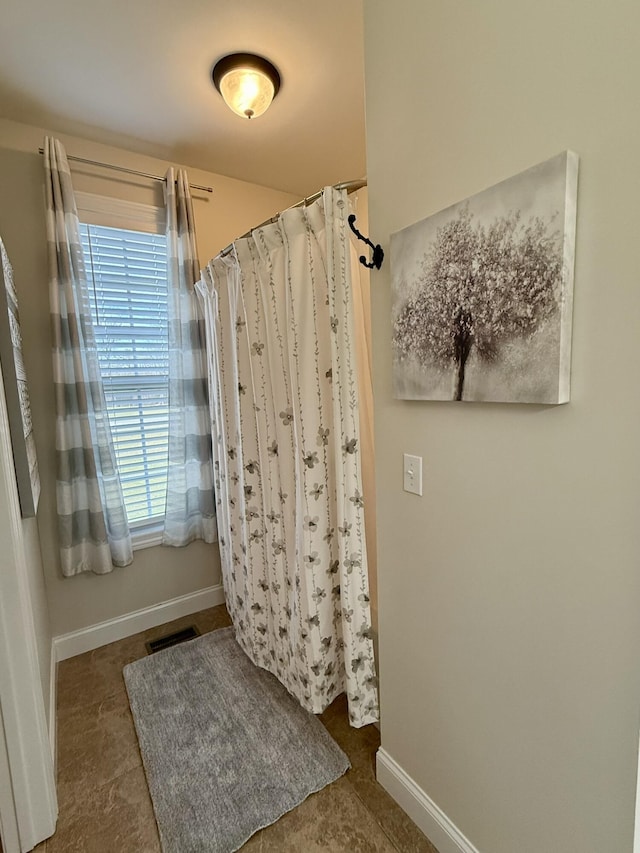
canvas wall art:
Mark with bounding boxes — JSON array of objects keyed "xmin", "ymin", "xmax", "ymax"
[
  {"xmin": 391, "ymin": 151, "xmax": 578, "ymax": 403},
  {"xmin": 0, "ymin": 237, "xmax": 40, "ymax": 517}
]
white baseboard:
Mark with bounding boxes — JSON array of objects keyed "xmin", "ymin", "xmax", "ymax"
[
  {"xmin": 376, "ymin": 748, "xmax": 480, "ymax": 853},
  {"xmin": 53, "ymin": 584, "xmax": 226, "ymax": 662}
]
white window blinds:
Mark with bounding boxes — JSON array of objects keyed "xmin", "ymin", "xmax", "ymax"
[{"xmin": 79, "ymin": 223, "xmax": 169, "ymax": 525}]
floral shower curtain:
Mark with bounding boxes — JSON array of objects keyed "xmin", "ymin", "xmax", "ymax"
[{"xmin": 197, "ymin": 187, "xmax": 378, "ymax": 727}]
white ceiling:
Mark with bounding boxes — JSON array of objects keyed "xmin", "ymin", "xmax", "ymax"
[{"xmin": 0, "ymin": 0, "xmax": 366, "ymax": 197}]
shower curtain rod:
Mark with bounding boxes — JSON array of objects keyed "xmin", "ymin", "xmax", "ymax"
[
  {"xmin": 37, "ymin": 148, "xmax": 214, "ymax": 193},
  {"xmin": 220, "ymin": 178, "xmax": 367, "ymax": 256}
]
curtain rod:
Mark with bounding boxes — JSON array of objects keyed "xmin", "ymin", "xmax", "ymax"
[
  {"xmin": 220, "ymin": 178, "xmax": 367, "ymax": 256},
  {"xmin": 37, "ymin": 148, "xmax": 214, "ymax": 193}
]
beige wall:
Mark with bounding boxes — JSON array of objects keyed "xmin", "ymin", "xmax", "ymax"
[
  {"xmin": 364, "ymin": 2, "xmax": 640, "ymax": 852},
  {"xmin": 0, "ymin": 117, "xmax": 297, "ymax": 637}
]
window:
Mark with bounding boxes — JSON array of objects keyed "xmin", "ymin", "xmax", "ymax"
[{"xmin": 79, "ymin": 221, "xmax": 169, "ymax": 540}]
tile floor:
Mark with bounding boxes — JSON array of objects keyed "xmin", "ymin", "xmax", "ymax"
[{"xmin": 35, "ymin": 605, "xmax": 438, "ymax": 853}]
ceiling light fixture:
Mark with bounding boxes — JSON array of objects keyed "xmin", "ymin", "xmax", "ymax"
[{"xmin": 212, "ymin": 53, "xmax": 281, "ymax": 120}]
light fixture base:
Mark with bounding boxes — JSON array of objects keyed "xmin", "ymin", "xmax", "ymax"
[{"xmin": 212, "ymin": 53, "xmax": 281, "ymax": 119}]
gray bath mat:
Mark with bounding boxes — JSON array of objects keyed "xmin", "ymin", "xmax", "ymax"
[{"xmin": 123, "ymin": 627, "xmax": 350, "ymax": 852}]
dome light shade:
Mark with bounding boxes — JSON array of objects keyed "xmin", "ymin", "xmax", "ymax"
[{"xmin": 212, "ymin": 53, "xmax": 281, "ymax": 120}]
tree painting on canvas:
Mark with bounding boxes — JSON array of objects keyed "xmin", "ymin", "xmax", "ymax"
[
  {"xmin": 391, "ymin": 151, "xmax": 578, "ymax": 404},
  {"xmin": 0, "ymin": 237, "xmax": 40, "ymax": 516}
]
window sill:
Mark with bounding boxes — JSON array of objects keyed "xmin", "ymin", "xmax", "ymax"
[{"xmin": 131, "ymin": 523, "xmax": 164, "ymax": 551}]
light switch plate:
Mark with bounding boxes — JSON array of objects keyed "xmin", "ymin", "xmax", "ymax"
[{"xmin": 403, "ymin": 453, "xmax": 423, "ymax": 496}]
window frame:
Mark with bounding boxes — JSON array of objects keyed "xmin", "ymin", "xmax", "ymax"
[{"xmin": 76, "ymin": 192, "xmax": 168, "ymax": 550}]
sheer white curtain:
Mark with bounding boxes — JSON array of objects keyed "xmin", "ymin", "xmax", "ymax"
[
  {"xmin": 197, "ymin": 187, "xmax": 378, "ymax": 727},
  {"xmin": 163, "ymin": 168, "xmax": 216, "ymax": 546},
  {"xmin": 44, "ymin": 136, "xmax": 132, "ymax": 575}
]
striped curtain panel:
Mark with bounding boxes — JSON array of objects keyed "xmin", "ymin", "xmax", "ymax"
[
  {"xmin": 44, "ymin": 137, "xmax": 132, "ymax": 576},
  {"xmin": 162, "ymin": 168, "xmax": 216, "ymax": 546}
]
